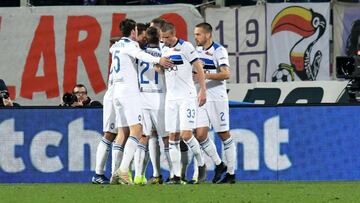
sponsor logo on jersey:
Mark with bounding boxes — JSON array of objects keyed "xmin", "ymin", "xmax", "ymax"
[{"xmin": 205, "ymin": 51, "xmax": 213, "ymax": 56}]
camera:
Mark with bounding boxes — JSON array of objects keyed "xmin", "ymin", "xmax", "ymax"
[
  {"xmin": 62, "ymin": 92, "xmax": 77, "ymax": 106},
  {"xmin": 0, "ymin": 91, "xmax": 9, "ymax": 99},
  {"xmin": 336, "ymin": 56, "xmax": 360, "ymax": 79},
  {"xmin": 336, "ymin": 55, "xmax": 360, "ymax": 102}
]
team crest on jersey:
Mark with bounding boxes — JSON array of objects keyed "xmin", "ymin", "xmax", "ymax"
[
  {"xmin": 205, "ymin": 51, "xmax": 213, "ymax": 56},
  {"xmin": 173, "ymin": 48, "xmax": 181, "ymax": 51}
]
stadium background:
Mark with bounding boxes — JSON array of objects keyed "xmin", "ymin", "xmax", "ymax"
[{"xmin": 1, "ymin": 0, "xmax": 360, "ymax": 184}]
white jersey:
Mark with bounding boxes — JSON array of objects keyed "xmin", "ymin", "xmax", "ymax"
[
  {"xmin": 162, "ymin": 39, "xmax": 198, "ymax": 100},
  {"xmin": 107, "ymin": 44, "xmax": 118, "ymax": 91},
  {"xmin": 110, "ymin": 37, "xmax": 159, "ymax": 96},
  {"xmin": 138, "ymin": 44, "xmax": 166, "ymax": 110},
  {"xmin": 196, "ymin": 42, "xmax": 230, "ymax": 101}
]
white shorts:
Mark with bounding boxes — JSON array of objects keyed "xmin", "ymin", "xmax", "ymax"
[
  {"xmin": 165, "ymin": 98, "xmax": 197, "ymax": 133},
  {"xmin": 113, "ymin": 94, "xmax": 142, "ymax": 128},
  {"xmin": 196, "ymin": 100, "xmax": 229, "ymax": 132},
  {"xmin": 103, "ymin": 88, "xmax": 117, "ymax": 134},
  {"xmin": 142, "ymin": 109, "xmax": 167, "ymax": 137}
]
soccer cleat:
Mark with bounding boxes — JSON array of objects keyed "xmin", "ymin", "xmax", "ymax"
[
  {"xmin": 197, "ymin": 164, "xmax": 207, "ymax": 184},
  {"xmin": 92, "ymin": 174, "xmax": 109, "ymax": 184},
  {"xmin": 128, "ymin": 170, "xmax": 134, "ymax": 184},
  {"xmin": 111, "ymin": 170, "xmax": 133, "ymax": 185},
  {"xmin": 212, "ymin": 162, "xmax": 227, "ymax": 183},
  {"xmin": 141, "ymin": 175, "xmax": 147, "ymax": 185},
  {"xmin": 134, "ymin": 176, "xmax": 144, "ymax": 185},
  {"xmin": 166, "ymin": 176, "xmax": 181, "ymax": 185},
  {"xmin": 187, "ymin": 178, "xmax": 198, "ymax": 185},
  {"xmin": 219, "ymin": 173, "xmax": 236, "ymax": 184},
  {"xmin": 110, "ymin": 174, "xmax": 118, "ymax": 184},
  {"xmin": 148, "ymin": 175, "xmax": 163, "ymax": 185}
]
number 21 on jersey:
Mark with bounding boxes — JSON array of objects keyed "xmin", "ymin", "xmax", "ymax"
[{"xmin": 140, "ymin": 61, "xmax": 158, "ymax": 84}]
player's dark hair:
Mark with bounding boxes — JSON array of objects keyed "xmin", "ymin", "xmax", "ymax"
[
  {"xmin": 137, "ymin": 23, "xmax": 148, "ymax": 36},
  {"xmin": 195, "ymin": 22, "xmax": 213, "ymax": 33},
  {"xmin": 72, "ymin": 84, "xmax": 87, "ymax": 94},
  {"xmin": 151, "ymin": 17, "xmax": 166, "ymax": 29},
  {"xmin": 160, "ymin": 22, "xmax": 175, "ymax": 33},
  {"xmin": 146, "ymin": 26, "xmax": 160, "ymax": 45},
  {"xmin": 120, "ymin": 18, "xmax": 136, "ymax": 37}
]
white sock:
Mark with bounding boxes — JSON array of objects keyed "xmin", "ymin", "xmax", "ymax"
[
  {"xmin": 164, "ymin": 147, "xmax": 174, "ymax": 178},
  {"xmin": 95, "ymin": 137, "xmax": 111, "ymax": 175},
  {"xmin": 185, "ymin": 135, "xmax": 205, "ymax": 167},
  {"xmin": 180, "ymin": 149, "xmax": 189, "ymax": 179},
  {"xmin": 119, "ymin": 136, "xmax": 139, "ymax": 172},
  {"xmin": 142, "ymin": 146, "xmax": 149, "ymax": 175},
  {"xmin": 192, "ymin": 153, "xmax": 198, "ymax": 180},
  {"xmin": 200, "ymin": 137, "xmax": 221, "ymax": 165},
  {"xmin": 223, "ymin": 137, "xmax": 236, "ymax": 175},
  {"xmin": 111, "ymin": 143, "xmax": 124, "ymax": 174},
  {"xmin": 169, "ymin": 140, "xmax": 181, "ymax": 177},
  {"xmin": 149, "ymin": 135, "xmax": 160, "ymax": 177},
  {"xmin": 134, "ymin": 144, "xmax": 146, "ymax": 178}
]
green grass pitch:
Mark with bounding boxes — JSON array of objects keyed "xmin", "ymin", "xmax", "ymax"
[{"xmin": 1, "ymin": 181, "xmax": 360, "ymax": 203}]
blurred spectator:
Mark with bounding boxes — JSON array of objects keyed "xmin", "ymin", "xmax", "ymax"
[
  {"xmin": 60, "ymin": 84, "xmax": 102, "ymax": 107},
  {"xmin": 106, "ymin": 0, "xmax": 205, "ymax": 5},
  {"xmin": 0, "ymin": 79, "xmax": 20, "ymax": 107},
  {"xmin": 83, "ymin": 0, "xmax": 108, "ymax": 5},
  {"xmin": 84, "ymin": 0, "xmax": 97, "ymax": 5},
  {"xmin": 226, "ymin": 0, "xmax": 256, "ymax": 6},
  {"xmin": 29, "ymin": 0, "xmax": 83, "ymax": 6},
  {"xmin": 0, "ymin": 0, "xmax": 20, "ymax": 7}
]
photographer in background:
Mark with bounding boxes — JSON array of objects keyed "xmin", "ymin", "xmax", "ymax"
[
  {"xmin": 0, "ymin": 79, "xmax": 20, "ymax": 107},
  {"xmin": 60, "ymin": 84, "xmax": 102, "ymax": 107}
]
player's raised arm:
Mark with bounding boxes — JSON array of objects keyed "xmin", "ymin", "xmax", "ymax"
[{"xmin": 126, "ymin": 43, "xmax": 173, "ymax": 68}]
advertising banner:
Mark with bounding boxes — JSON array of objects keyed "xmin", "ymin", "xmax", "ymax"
[
  {"xmin": 227, "ymin": 80, "xmax": 348, "ymax": 105},
  {"xmin": 1, "ymin": 106, "xmax": 360, "ymax": 183},
  {"xmin": 0, "ymin": 5, "xmax": 203, "ymax": 106}
]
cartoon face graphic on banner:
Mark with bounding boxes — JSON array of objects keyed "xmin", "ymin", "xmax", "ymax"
[{"xmin": 266, "ymin": 3, "xmax": 330, "ymax": 82}]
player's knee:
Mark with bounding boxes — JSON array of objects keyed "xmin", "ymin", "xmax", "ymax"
[
  {"xmin": 218, "ymin": 131, "xmax": 231, "ymax": 141},
  {"xmin": 104, "ymin": 132, "xmax": 117, "ymax": 141},
  {"xmin": 129, "ymin": 123, "xmax": 143, "ymax": 138},
  {"xmin": 195, "ymin": 128, "xmax": 208, "ymax": 142}
]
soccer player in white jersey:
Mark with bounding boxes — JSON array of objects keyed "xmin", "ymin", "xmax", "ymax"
[
  {"xmin": 160, "ymin": 22, "xmax": 207, "ymax": 184},
  {"xmin": 144, "ymin": 18, "xmax": 174, "ymax": 183},
  {"xmin": 92, "ymin": 40, "xmax": 130, "ymax": 184},
  {"xmin": 151, "ymin": 17, "xmax": 194, "ymax": 182},
  {"xmin": 133, "ymin": 26, "xmax": 170, "ymax": 185},
  {"xmin": 193, "ymin": 22, "xmax": 236, "ymax": 184},
  {"xmin": 110, "ymin": 19, "xmax": 173, "ymax": 185}
]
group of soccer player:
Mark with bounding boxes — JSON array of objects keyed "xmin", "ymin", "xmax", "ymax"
[{"xmin": 92, "ymin": 17, "xmax": 236, "ymax": 185}]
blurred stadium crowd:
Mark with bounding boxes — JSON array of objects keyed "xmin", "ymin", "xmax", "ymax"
[{"xmin": 2, "ymin": 0, "xmax": 358, "ymax": 8}]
